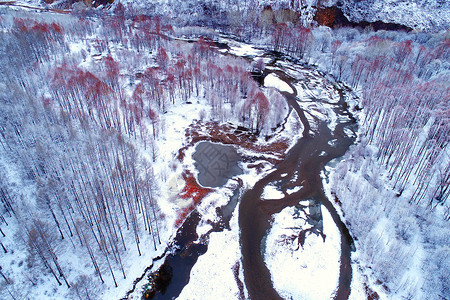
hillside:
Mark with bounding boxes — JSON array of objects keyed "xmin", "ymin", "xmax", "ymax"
[{"xmin": 9, "ymin": 0, "xmax": 450, "ymax": 31}]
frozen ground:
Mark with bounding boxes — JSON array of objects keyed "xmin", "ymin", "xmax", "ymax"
[
  {"xmin": 1, "ymin": 7, "xmax": 426, "ymax": 298},
  {"xmin": 9, "ymin": 0, "xmax": 449, "ymax": 31},
  {"xmin": 177, "ymin": 193, "xmax": 246, "ymax": 300},
  {"xmin": 265, "ymin": 60, "xmax": 342, "ymax": 134},
  {"xmin": 219, "ymin": 37, "xmax": 266, "ymax": 57},
  {"xmin": 0, "ymin": 10, "xmax": 215, "ymax": 299},
  {"xmin": 264, "ymin": 205, "xmax": 341, "ymax": 299},
  {"xmin": 264, "ymin": 73, "xmax": 294, "ymax": 94},
  {"xmin": 331, "ymin": 0, "xmax": 450, "ymax": 32},
  {"xmin": 324, "ymin": 155, "xmax": 448, "ymax": 299}
]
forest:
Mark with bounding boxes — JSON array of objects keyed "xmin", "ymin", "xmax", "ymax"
[{"xmin": 0, "ymin": 0, "xmax": 448, "ymax": 299}]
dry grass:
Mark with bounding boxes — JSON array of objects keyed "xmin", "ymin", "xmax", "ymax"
[
  {"xmin": 174, "ymin": 170, "xmax": 212, "ymax": 227},
  {"xmin": 232, "ymin": 261, "xmax": 246, "ymax": 300},
  {"xmin": 178, "ymin": 120, "xmax": 290, "ymax": 165}
]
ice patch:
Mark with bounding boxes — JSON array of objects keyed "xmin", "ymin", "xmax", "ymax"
[
  {"xmin": 286, "ymin": 186, "xmax": 302, "ymax": 195},
  {"xmin": 225, "ymin": 40, "xmax": 265, "ymax": 57},
  {"xmin": 265, "ymin": 205, "xmax": 341, "ymax": 299},
  {"xmin": 178, "ymin": 199, "xmax": 245, "ymax": 300},
  {"xmin": 264, "ymin": 73, "xmax": 294, "ymax": 94},
  {"xmin": 262, "ymin": 185, "xmax": 284, "ymax": 200}
]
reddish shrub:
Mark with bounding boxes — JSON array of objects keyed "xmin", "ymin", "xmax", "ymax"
[{"xmin": 174, "ymin": 171, "xmax": 212, "ymax": 227}]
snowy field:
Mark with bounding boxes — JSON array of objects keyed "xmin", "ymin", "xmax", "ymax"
[
  {"xmin": 265, "ymin": 205, "xmax": 341, "ymax": 299},
  {"xmin": 177, "ymin": 198, "xmax": 246, "ymax": 300},
  {"xmin": 264, "ymin": 73, "xmax": 294, "ymax": 94}
]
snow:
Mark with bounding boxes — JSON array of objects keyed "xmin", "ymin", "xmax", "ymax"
[
  {"xmin": 265, "ymin": 205, "xmax": 341, "ymax": 300},
  {"xmin": 8, "ymin": 0, "xmax": 449, "ymax": 32},
  {"xmin": 2, "ymin": 3, "xmax": 446, "ymax": 299},
  {"xmin": 264, "ymin": 73, "xmax": 294, "ymax": 94},
  {"xmin": 261, "ymin": 185, "xmax": 284, "ymax": 200},
  {"xmin": 0, "ymin": 10, "xmax": 217, "ymax": 300},
  {"xmin": 277, "ymin": 104, "xmax": 304, "ymax": 149},
  {"xmin": 126, "ymin": 258, "xmax": 167, "ymax": 300},
  {"xmin": 222, "ymin": 38, "xmax": 265, "ymax": 57},
  {"xmin": 348, "ymin": 253, "xmax": 369, "ymax": 300},
  {"xmin": 331, "ymin": 0, "xmax": 450, "ymax": 32},
  {"xmin": 178, "ymin": 196, "xmax": 245, "ymax": 300},
  {"xmin": 267, "ymin": 59, "xmax": 342, "ymax": 134},
  {"xmin": 323, "ymin": 143, "xmax": 450, "ymax": 299},
  {"xmin": 100, "ymin": 81, "xmax": 211, "ymax": 300},
  {"xmin": 286, "ymin": 186, "xmax": 302, "ymax": 195}
]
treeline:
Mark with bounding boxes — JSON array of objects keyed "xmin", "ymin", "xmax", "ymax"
[
  {"xmin": 273, "ymin": 24, "xmax": 449, "ymax": 297},
  {"xmin": 1, "ymin": 52, "xmax": 161, "ymax": 300},
  {"xmin": 206, "ymin": 11, "xmax": 448, "ymax": 299},
  {"xmin": 0, "ymin": 2, "xmax": 447, "ymax": 298},
  {"xmin": 0, "ymin": 14, "xmax": 167, "ymax": 296},
  {"xmin": 326, "ymin": 33, "xmax": 449, "ymax": 298}
]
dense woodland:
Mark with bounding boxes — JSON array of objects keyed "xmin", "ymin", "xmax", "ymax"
[{"xmin": 0, "ymin": 1, "xmax": 448, "ymax": 299}]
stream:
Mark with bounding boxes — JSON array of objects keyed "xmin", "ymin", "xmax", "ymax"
[
  {"xmin": 129, "ymin": 38, "xmax": 357, "ymax": 300},
  {"xmin": 239, "ymin": 64, "xmax": 357, "ymax": 299},
  {"xmin": 139, "ymin": 142, "xmax": 242, "ymax": 300}
]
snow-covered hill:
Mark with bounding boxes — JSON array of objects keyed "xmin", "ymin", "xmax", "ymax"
[
  {"xmin": 9, "ymin": 0, "xmax": 450, "ymax": 32},
  {"xmin": 330, "ymin": 0, "xmax": 450, "ymax": 32}
]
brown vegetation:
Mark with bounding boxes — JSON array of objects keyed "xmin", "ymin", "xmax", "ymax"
[
  {"xmin": 178, "ymin": 120, "xmax": 289, "ymax": 166},
  {"xmin": 175, "ymin": 171, "xmax": 212, "ymax": 227},
  {"xmin": 232, "ymin": 261, "xmax": 245, "ymax": 300}
]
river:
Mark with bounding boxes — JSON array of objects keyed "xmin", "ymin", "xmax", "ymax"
[
  {"xmin": 239, "ymin": 65, "xmax": 357, "ymax": 299},
  {"xmin": 126, "ymin": 38, "xmax": 357, "ymax": 300}
]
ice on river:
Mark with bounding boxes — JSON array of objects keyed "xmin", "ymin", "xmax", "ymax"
[
  {"xmin": 264, "ymin": 73, "xmax": 294, "ymax": 94},
  {"xmin": 223, "ymin": 39, "xmax": 265, "ymax": 57},
  {"xmin": 262, "ymin": 185, "xmax": 285, "ymax": 200},
  {"xmin": 265, "ymin": 205, "xmax": 341, "ymax": 300}
]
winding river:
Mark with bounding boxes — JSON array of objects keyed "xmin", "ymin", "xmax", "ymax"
[
  {"xmin": 239, "ymin": 64, "xmax": 357, "ymax": 299},
  {"xmin": 128, "ymin": 38, "xmax": 358, "ymax": 300}
]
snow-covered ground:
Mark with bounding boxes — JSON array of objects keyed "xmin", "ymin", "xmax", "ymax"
[
  {"xmin": 9, "ymin": 0, "xmax": 449, "ymax": 31},
  {"xmin": 226, "ymin": 40, "xmax": 265, "ymax": 57},
  {"xmin": 2, "ymin": 3, "xmax": 446, "ymax": 299},
  {"xmin": 324, "ymin": 153, "xmax": 450, "ymax": 299},
  {"xmin": 0, "ymin": 9, "xmax": 220, "ymax": 300},
  {"xmin": 264, "ymin": 73, "xmax": 294, "ymax": 94},
  {"xmin": 265, "ymin": 205, "xmax": 341, "ymax": 299},
  {"xmin": 265, "ymin": 60, "xmax": 343, "ymax": 134},
  {"xmin": 262, "ymin": 184, "xmax": 285, "ymax": 200},
  {"xmin": 331, "ymin": 0, "xmax": 450, "ymax": 32}
]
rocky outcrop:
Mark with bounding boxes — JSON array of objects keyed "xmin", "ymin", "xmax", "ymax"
[{"xmin": 314, "ymin": 5, "xmax": 413, "ymax": 31}]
